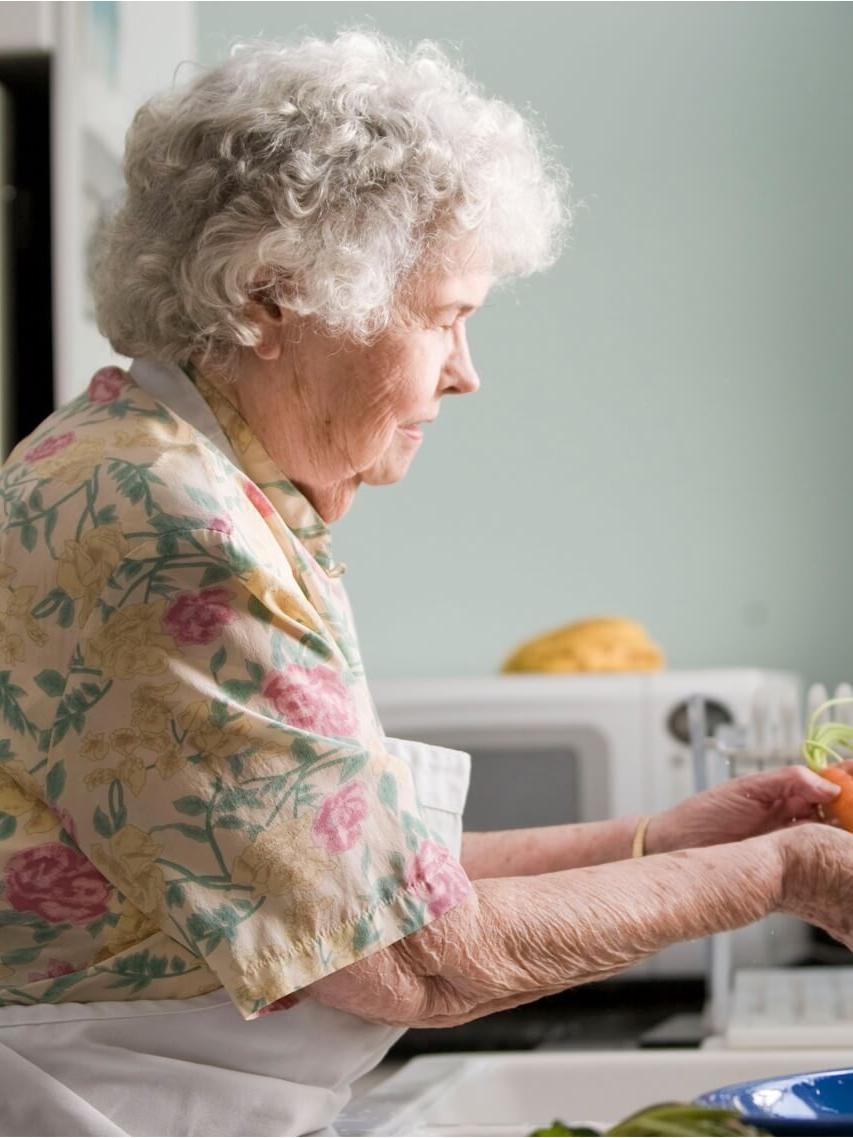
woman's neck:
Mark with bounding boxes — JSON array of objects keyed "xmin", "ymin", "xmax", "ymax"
[{"xmin": 194, "ymin": 362, "xmax": 359, "ymax": 524}]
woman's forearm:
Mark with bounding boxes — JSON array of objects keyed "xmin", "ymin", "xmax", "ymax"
[
  {"xmin": 460, "ymin": 815, "xmax": 642, "ymax": 879},
  {"xmin": 311, "ymin": 834, "xmax": 783, "ymax": 1028}
]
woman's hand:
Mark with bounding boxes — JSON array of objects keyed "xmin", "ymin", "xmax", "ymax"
[
  {"xmin": 646, "ymin": 765, "xmax": 842, "ymax": 855},
  {"xmin": 778, "ymin": 822, "xmax": 853, "ymax": 950}
]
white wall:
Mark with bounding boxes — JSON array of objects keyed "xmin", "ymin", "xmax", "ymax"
[
  {"xmin": 192, "ymin": 3, "xmax": 852, "ymax": 688},
  {"xmin": 51, "ymin": 1, "xmax": 197, "ymax": 403}
]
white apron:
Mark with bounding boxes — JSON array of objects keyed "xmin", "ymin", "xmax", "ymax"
[{"xmin": 0, "ymin": 361, "xmax": 472, "ymax": 1137}]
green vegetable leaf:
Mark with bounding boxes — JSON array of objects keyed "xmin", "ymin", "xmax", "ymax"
[
  {"xmin": 530, "ymin": 1126, "xmax": 595, "ymax": 1138},
  {"xmin": 803, "ymin": 696, "xmax": 853, "ymax": 768},
  {"xmin": 606, "ymin": 1102, "xmax": 767, "ymax": 1137},
  {"xmin": 528, "ymin": 1103, "xmax": 768, "ymax": 1138}
]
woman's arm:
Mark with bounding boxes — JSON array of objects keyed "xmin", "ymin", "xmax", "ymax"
[
  {"xmin": 311, "ymin": 828, "xmax": 794, "ymax": 1027},
  {"xmin": 460, "ymin": 816, "xmax": 641, "ymax": 879},
  {"xmin": 461, "ymin": 766, "xmax": 841, "ymax": 879}
]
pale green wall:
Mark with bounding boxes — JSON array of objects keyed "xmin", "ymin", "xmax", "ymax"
[{"xmin": 198, "ymin": 3, "xmax": 853, "ymax": 686}]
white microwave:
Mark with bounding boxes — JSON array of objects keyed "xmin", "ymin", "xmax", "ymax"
[{"xmin": 372, "ymin": 668, "xmax": 809, "ymax": 978}]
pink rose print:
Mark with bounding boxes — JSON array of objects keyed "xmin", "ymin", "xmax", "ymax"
[
  {"xmin": 24, "ymin": 431, "xmax": 75, "ymax": 463},
  {"xmin": 28, "ymin": 958, "xmax": 75, "ymax": 982},
  {"xmin": 406, "ymin": 839, "xmax": 471, "ymax": 918},
  {"xmin": 5, "ymin": 843, "xmax": 111, "ymax": 924},
  {"xmin": 262, "ymin": 664, "xmax": 358, "ymax": 736},
  {"xmin": 87, "ymin": 366, "xmax": 127, "ymax": 404},
  {"xmin": 163, "ymin": 587, "xmax": 237, "ymax": 646},
  {"xmin": 312, "ymin": 780, "xmax": 369, "ymax": 853},
  {"xmin": 243, "ymin": 480, "xmax": 275, "ymax": 518},
  {"xmin": 208, "ymin": 515, "xmax": 233, "ymax": 535},
  {"xmin": 257, "ymin": 993, "xmax": 300, "ymax": 1017}
]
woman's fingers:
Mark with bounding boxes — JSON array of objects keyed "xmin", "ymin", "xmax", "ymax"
[
  {"xmin": 788, "ymin": 765, "xmax": 842, "ymax": 801},
  {"xmin": 740, "ymin": 765, "xmax": 840, "ymax": 804}
]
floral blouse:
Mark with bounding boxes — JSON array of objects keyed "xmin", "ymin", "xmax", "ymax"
[{"xmin": 0, "ymin": 364, "xmax": 469, "ymax": 1019}]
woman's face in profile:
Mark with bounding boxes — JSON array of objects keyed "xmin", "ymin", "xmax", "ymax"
[
  {"xmin": 353, "ymin": 262, "xmax": 492, "ymax": 487},
  {"xmin": 238, "ymin": 244, "xmax": 492, "ymax": 508}
]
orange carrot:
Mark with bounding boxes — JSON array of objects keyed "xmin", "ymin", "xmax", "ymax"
[
  {"xmin": 802, "ymin": 697, "xmax": 853, "ymax": 831},
  {"xmin": 818, "ymin": 766, "xmax": 853, "ymax": 832}
]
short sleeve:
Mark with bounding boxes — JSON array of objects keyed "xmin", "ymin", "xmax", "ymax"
[{"xmin": 47, "ymin": 526, "xmax": 471, "ymax": 1019}]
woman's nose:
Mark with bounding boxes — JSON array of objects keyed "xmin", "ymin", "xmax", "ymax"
[{"xmin": 441, "ymin": 325, "xmax": 481, "ymax": 395}]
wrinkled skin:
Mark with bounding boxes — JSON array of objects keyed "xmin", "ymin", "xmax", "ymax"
[
  {"xmin": 207, "ymin": 237, "xmax": 491, "ymax": 523},
  {"xmin": 311, "ymin": 834, "xmax": 789, "ymax": 1027},
  {"xmin": 648, "ymin": 764, "xmax": 843, "ymax": 853},
  {"xmin": 310, "ymin": 768, "xmax": 853, "ymax": 1029},
  {"xmin": 781, "ymin": 823, "xmax": 853, "ymax": 946}
]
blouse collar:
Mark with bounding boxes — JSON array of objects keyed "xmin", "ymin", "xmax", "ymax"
[{"xmin": 129, "ymin": 358, "xmax": 345, "ymax": 578}]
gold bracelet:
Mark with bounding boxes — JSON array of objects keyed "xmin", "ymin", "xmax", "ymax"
[{"xmin": 632, "ymin": 815, "xmax": 652, "ymax": 858}]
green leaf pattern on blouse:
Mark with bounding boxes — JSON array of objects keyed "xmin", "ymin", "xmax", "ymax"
[{"xmin": 0, "ymin": 367, "xmax": 469, "ymax": 1019}]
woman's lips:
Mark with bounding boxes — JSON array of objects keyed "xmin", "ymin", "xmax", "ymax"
[{"xmin": 398, "ymin": 425, "xmax": 424, "ymax": 441}]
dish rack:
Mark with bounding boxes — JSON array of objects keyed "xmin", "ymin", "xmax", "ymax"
[{"xmin": 687, "ymin": 681, "xmax": 853, "ymax": 1037}]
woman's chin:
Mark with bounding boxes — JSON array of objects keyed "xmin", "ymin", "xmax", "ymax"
[{"xmin": 360, "ymin": 445, "xmax": 417, "ymax": 486}]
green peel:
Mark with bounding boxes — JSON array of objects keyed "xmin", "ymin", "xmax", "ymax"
[
  {"xmin": 802, "ymin": 696, "xmax": 853, "ymax": 772},
  {"xmin": 529, "ymin": 1102, "xmax": 768, "ymax": 1137}
]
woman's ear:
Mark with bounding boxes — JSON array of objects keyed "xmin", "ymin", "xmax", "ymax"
[{"xmin": 245, "ymin": 296, "xmax": 285, "ymax": 361}]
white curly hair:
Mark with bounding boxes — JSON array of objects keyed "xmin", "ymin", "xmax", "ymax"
[{"xmin": 90, "ymin": 28, "xmax": 572, "ymax": 376}]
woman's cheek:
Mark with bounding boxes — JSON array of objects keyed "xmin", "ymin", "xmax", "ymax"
[{"xmin": 342, "ymin": 413, "xmax": 402, "ymax": 477}]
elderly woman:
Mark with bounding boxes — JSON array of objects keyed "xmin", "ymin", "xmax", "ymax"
[{"xmin": 0, "ymin": 29, "xmax": 851, "ymax": 1137}]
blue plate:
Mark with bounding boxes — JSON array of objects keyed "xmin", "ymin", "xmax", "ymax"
[{"xmin": 696, "ymin": 1067, "xmax": 853, "ymax": 1136}]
